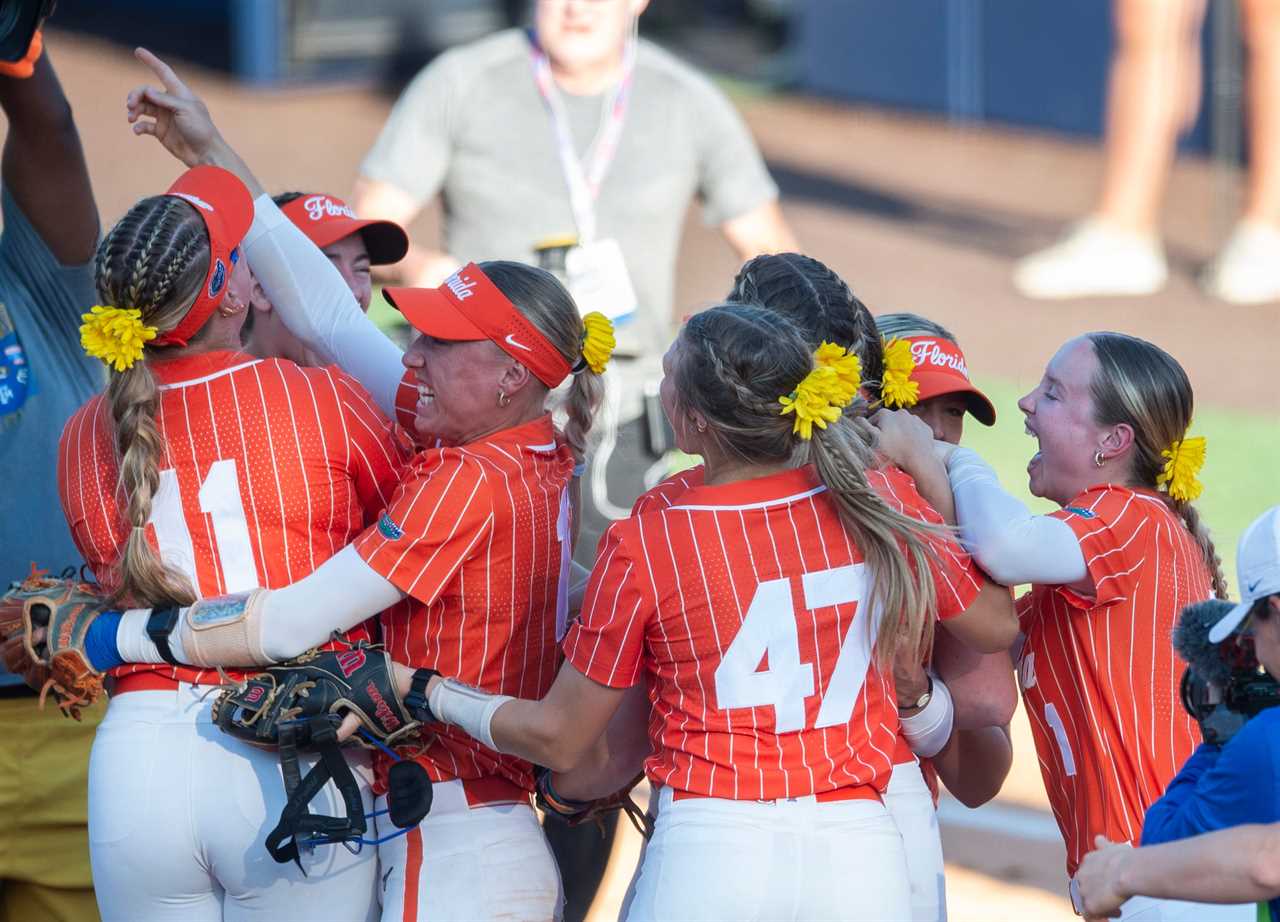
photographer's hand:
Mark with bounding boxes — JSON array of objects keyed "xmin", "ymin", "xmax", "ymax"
[{"xmin": 126, "ymin": 48, "xmax": 264, "ymax": 198}]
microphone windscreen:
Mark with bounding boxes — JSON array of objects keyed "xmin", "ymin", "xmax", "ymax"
[{"xmin": 1174, "ymin": 599, "xmax": 1236, "ymax": 687}]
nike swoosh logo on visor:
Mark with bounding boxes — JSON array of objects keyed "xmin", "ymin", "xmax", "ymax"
[{"xmin": 504, "ymin": 334, "xmax": 532, "ymax": 352}]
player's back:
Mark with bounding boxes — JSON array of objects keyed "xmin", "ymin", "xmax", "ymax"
[
  {"xmin": 58, "ymin": 351, "xmax": 407, "ymax": 682},
  {"xmin": 608, "ymin": 466, "xmax": 901, "ymax": 801}
]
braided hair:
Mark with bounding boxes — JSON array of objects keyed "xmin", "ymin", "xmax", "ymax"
[
  {"xmin": 675, "ymin": 304, "xmax": 943, "ymax": 664},
  {"xmin": 727, "ymin": 253, "xmax": 885, "ymax": 400},
  {"xmin": 95, "ymin": 196, "xmax": 212, "ymax": 606}
]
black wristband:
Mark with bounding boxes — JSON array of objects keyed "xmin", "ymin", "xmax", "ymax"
[
  {"xmin": 146, "ymin": 606, "xmax": 182, "ymax": 666},
  {"xmin": 404, "ymin": 667, "xmax": 439, "ymax": 723}
]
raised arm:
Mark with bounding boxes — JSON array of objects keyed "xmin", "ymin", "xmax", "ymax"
[
  {"xmin": 0, "ymin": 43, "xmax": 97, "ymax": 264},
  {"xmin": 126, "ymin": 48, "xmax": 406, "ymax": 416}
]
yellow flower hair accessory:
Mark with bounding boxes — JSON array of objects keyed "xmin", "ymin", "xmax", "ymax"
[
  {"xmin": 80, "ymin": 306, "xmax": 156, "ymax": 373},
  {"xmin": 881, "ymin": 337, "xmax": 919, "ymax": 409},
  {"xmin": 814, "ymin": 341, "xmax": 862, "ymax": 405},
  {"xmin": 1157, "ymin": 434, "xmax": 1207, "ymax": 502},
  {"xmin": 779, "ymin": 345, "xmax": 858, "ymax": 440},
  {"xmin": 580, "ymin": 311, "xmax": 616, "ymax": 375}
]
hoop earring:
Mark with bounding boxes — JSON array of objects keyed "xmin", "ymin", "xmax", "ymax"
[
  {"xmin": 497, "ymin": 391, "xmax": 510, "ymax": 408},
  {"xmin": 1094, "ymin": 450, "xmax": 1105, "ymax": 468}
]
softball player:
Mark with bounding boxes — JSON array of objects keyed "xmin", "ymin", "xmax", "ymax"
[
  {"xmin": 242, "ymin": 190, "xmax": 407, "ymax": 367},
  {"xmin": 59, "ymin": 165, "xmax": 408, "ymax": 921},
  {"xmin": 603, "ymin": 262, "xmax": 1016, "ymax": 922},
  {"xmin": 876, "ymin": 332, "xmax": 1243, "ymax": 921},
  {"xmin": 403, "ymin": 303, "xmax": 1017, "ymax": 920}
]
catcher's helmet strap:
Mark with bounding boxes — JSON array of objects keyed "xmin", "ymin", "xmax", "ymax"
[{"xmin": 266, "ymin": 715, "xmax": 367, "ymax": 870}]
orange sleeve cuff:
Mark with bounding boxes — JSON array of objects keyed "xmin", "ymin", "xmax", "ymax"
[{"xmin": 0, "ymin": 30, "xmax": 42, "ymax": 80}]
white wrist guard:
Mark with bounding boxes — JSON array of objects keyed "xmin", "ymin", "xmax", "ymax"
[
  {"xmin": 176, "ymin": 589, "xmax": 272, "ymax": 667},
  {"xmin": 428, "ymin": 677, "xmax": 514, "ymax": 753},
  {"xmin": 901, "ymin": 674, "xmax": 955, "ymax": 759}
]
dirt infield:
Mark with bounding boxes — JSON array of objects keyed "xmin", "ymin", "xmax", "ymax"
[{"xmin": 21, "ymin": 27, "xmax": 1276, "ymax": 921}]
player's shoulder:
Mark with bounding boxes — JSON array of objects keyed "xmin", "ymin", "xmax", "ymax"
[
  {"xmin": 868, "ymin": 464, "xmax": 940, "ymax": 521},
  {"xmin": 1057, "ymin": 484, "xmax": 1168, "ymax": 532},
  {"xmin": 631, "ymin": 465, "xmax": 705, "ymax": 516},
  {"xmin": 59, "ymin": 391, "xmax": 109, "ymax": 444}
]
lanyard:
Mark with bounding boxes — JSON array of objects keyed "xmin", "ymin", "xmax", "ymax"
[{"xmin": 530, "ymin": 34, "xmax": 636, "ymax": 245}]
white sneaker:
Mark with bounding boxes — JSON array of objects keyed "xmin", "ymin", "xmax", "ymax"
[
  {"xmin": 1013, "ymin": 220, "xmax": 1168, "ymax": 299},
  {"xmin": 1200, "ymin": 220, "xmax": 1280, "ymax": 305}
]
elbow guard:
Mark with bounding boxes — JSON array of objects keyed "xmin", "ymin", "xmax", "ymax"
[{"xmin": 177, "ymin": 588, "xmax": 273, "ymax": 667}]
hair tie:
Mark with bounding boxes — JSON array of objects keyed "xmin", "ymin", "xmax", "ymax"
[
  {"xmin": 579, "ymin": 312, "xmax": 616, "ymax": 375},
  {"xmin": 880, "ymin": 337, "xmax": 919, "ymax": 408},
  {"xmin": 80, "ymin": 306, "xmax": 156, "ymax": 372},
  {"xmin": 1157, "ymin": 434, "xmax": 1207, "ymax": 502},
  {"xmin": 779, "ymin": 344, "xmax": 858, "ymax": 440}
]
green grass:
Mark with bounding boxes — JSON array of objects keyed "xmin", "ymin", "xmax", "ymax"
[{"xmin": 965, "ymin": 377, "xmax": 1280, "ymax": 593}]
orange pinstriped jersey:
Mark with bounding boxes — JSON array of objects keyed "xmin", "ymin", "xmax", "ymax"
[
  {"xmin": 1016, "ymin": 485, "xmax": 1207, "ymax": 875},
  {"xmin": 354, "ymin": 414, "xmax": 575, "ymax": 791},
  {"xmin": 633, "ymin": 464, "xmax": 959, "ymax": 784},
  {"xmin": 58, "ymin": 351, "xmax": 409, "ymax": 686},
  {"xmin": 565, "ymin": 465, "xmax": 982, "ymax": 801}
]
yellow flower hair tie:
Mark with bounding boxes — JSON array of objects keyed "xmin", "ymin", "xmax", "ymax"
[
  {"xmin": 779, "ymin": 342, "xmax": 859, "ymax": 440},
  {"xmin": 80, "ymin": 306, "xmax": 157, "ymax": 373},
  {"xmin": 580, "ymin": 311, "xmax": 616, "ymax": 375},
  {"xmin": 814, "ymin": 341, "xmax": 862, "ymax": 405},
  {"xmin": 1157, "ymin": 434, "xmax": 1207, "ymax": 502},
  {"xmin": 881, "ymin": 337, "xmax": 919, "ymax": 409}
]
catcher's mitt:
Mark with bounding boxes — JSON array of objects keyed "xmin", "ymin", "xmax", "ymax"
[
  {"xmin": 212, "ymin": 642, "xmax": 422, "ymax": 750},
  {"xmin": 0, "ymin": 567, "xmax": 107, "ymax": 719},
  {"xmin": 536, "ymin": 769, "xmax": 654, "ymax": 840}
]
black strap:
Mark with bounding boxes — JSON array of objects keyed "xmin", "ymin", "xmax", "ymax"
[
  {"xmin": 146, "ymin": 606, "xmax": 182, "ymax": 666},
  {"xmin": 403, "ymin": 668, "xmax": 439, "ymax": 723},
  {"xmin": 265, "ymin": 716, "xmax": 368, "ymax": 870}
]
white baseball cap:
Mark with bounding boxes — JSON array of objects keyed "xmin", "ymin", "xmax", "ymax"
[{"xmin": 1209, "ymin": 505, "xmax": 1280, "ymax": 643}]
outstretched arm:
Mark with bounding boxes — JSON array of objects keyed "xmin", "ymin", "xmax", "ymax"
[{"xmin": 126, "ymin": 48, "xmax": 405, "ymax": 416}]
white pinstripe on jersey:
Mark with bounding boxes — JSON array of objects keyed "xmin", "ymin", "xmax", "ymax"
[
  {"xmin": 355, "ymin": 414, "xmax": 574, "ymax": 793},
  {"xmin": 58, "ymin": 350, "xmax": 408, "ymax": 686},
  {"xmin": 566, "ymin": 466, "xmax": 983, "ymax": 800},
  {"xmin": 1016, "ymin": 484, "xmax": 1207, "ymax": 875}
]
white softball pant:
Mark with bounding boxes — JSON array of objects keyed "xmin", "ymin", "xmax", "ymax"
[
  {"xmin": 373, "ymin": 779, "xmax": 563, "ymax": 921},
  {"xmin": 884, "ymin": 757, "xmax": 947, "ymax": 922},
  {"xmin": 625, "ymin": 786, "xmax": 911, "ymax": 922},
  {"xmin": 88, "ymin": 683, "xmax": 378, "ymax": 922}
]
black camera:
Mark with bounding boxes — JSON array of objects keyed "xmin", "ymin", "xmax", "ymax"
[
  {"xmin": 1177, "ymin": 598, "xmax": 1280, "ymax": 745},
  {"xmin": 0, "ymin": 0, "xmax": 54, "ymax": 63}
]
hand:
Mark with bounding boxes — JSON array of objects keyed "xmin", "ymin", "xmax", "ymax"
[
  {"xmin": 126, "ymin": 48, "xmax": 224, "ymax": 167},
  {"xmin": 870, "ymin": 409, "xmax": 938, "ymax": 474},
  {"xmin": 1074, "ymin": 835, "xmax": 1133, "ymax": 920},
  {"xmin": 893, "ymin": 644, "xmax": 930, "ymax": 710},
  {"xmin": 336, "ymin": 660, "xmax": 423, "ymax": 743}
]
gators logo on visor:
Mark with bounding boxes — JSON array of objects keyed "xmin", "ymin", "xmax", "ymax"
[{"xmin": 208, "ymin": 259, "xmax": 227, "ymax": 299}]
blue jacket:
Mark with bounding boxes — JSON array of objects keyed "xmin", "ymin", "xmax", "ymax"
[{"xmin": 1142, "ymin": 707, "xmax": 1280, "ymax": 921}]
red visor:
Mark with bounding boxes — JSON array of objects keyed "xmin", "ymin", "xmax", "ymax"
[
  {"xmin": 280, "ymin": 194, "xmax": 408, "ymax": 266},
  {"xmin": 384, "ymin": 263, "xmax": 571, "ymax": 388},
  {"xmin": 152, "ymin": 165, "xmax": 254, "ymax": 347},
  {"xmin": 903, "ymin": 336, "xmax": 996, "ymax": 425}
]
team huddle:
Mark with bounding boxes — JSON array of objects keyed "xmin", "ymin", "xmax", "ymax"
[{"xmin": 3, "ymin": 11, "xmax": 1279, "ymax": 922}]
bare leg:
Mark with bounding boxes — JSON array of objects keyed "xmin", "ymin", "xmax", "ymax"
[
  {"xmin": 1241, "ymin": 0, "xmax": 1280, "ymax": 225},
  {"xmin": 1096, "ymin": 0, "xmax": 1208, "ymax": 233}
]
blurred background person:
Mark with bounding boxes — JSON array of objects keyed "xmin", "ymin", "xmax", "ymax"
[
  {"xmin": 0, "ymin": 22, "xmax": 103, "ymax": 922},
  {"xmin": 1014, "ymin": 0, "xmax": 1280, "ymax": 304},
  {"xmin": 354, "ymin": 5, "xmax": 794, "ymax": 913}
]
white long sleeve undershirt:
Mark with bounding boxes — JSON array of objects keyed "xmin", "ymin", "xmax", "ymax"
[
  {"xmin": 946, "ymin": 447, "xmax": 1087, "ymax": 587},
  {"xmin": 242, "ymin": 194, "xmax": 406, "ymax": 418},
  {"xmin": 115, "ymin": 546, "xmax": 406, "ymax": 666}
]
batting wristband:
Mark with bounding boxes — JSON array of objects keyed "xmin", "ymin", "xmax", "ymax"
[
  {"xmin": 900, "ymin": 673, "xmax": 954, "ymax": 759},
  {"xmin": 428, "ymin": 677, "xmax": 514, "ymax": 753}
]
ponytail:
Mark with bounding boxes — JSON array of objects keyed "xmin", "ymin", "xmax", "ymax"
[
  {"xmin": 810, "ymin": 414, "xmax": 942, "ymax": 664},
  {"xmin": 106, "ymin": 362, "xmax": 195, "ymax": 607}
]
